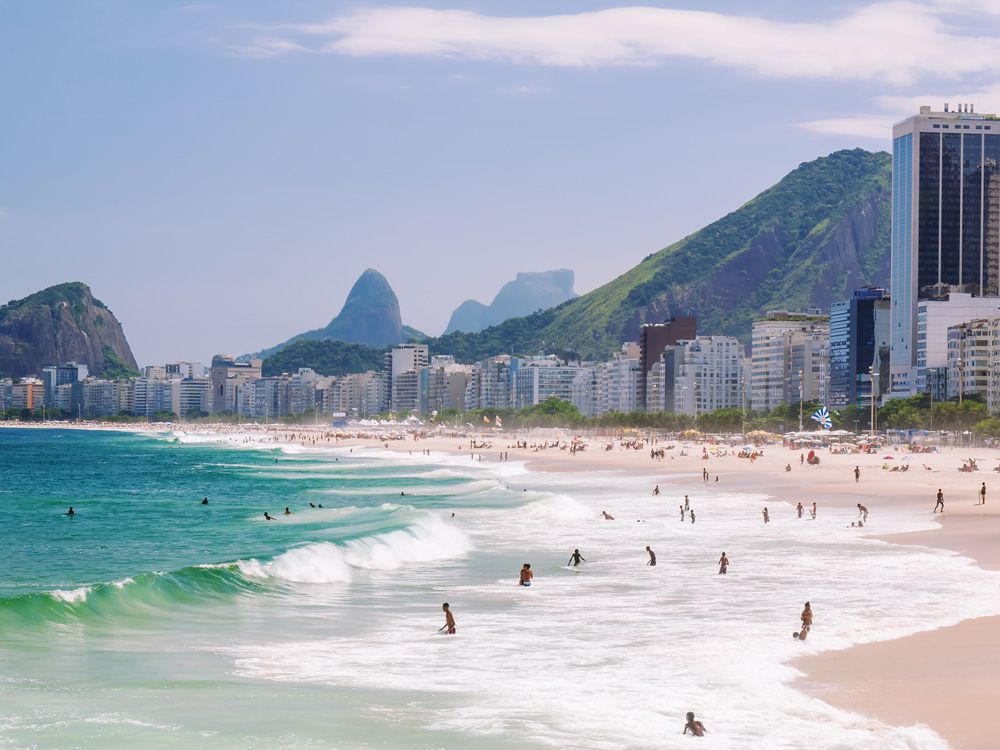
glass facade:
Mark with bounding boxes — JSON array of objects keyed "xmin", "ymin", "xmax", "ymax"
[
  {"xmin": 890, "ymin": 133, "xmax": 913, "ymax": 369},
  {"xmin": 828, "ymin": 301, "xmax": 850, "ymax": 407}
]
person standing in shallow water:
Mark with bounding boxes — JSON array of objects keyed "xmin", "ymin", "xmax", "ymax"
[
  {"xmin": 796, "ymin": 502, "xmax": 804, "ymax": 518},
  {"xmin": 518, "ymin": 563, "xmax": 533, "ymax": 586},
  {"xmin": 568, "ymin": 549, "xmax": 585, "ymax": 566},
  {"xmin": 718, "ymin": 552, "xmax": 729, "ymax": 574},
  {"xmin": 646, "ymin": 546, "xmax": 656, "ymax": 566},
  {"xmin": 762, "ymin": 507, "xmax": 770, "ymax": 524},
  {"xmin": 683, "ymin": 712, "xmax": 706, "ymax": 736},
  {"xmin": 935, "ymin": 488, "xmax": 944, "ymax": 513},
  {"xmin": 438, "ymin": 603, "xmax": 456, "ymax": 634},
  {"xmin": 795, "ymin": 601, "xmax": 812, "ymax": 640},
  {"xmin": 854, "ymin": 465, "xmax": 860, "ymax": 483}
]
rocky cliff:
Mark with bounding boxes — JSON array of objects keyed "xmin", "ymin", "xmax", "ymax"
[
  {"xmin": 444, "ymin": 269, "xmax": 578, "ymax": 334},
  {"xmin": 0, "ymin": 282, "xmax": 138, "ymax": 378}
]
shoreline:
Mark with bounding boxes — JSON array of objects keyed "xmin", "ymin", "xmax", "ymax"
[{"xmin": 6, "ymin": 421, "xmax": 1000, "ymax": 747}]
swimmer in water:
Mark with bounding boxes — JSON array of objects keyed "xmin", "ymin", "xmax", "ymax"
[
  {"xmin": 568, "ymin": 549, "xmax": 585, "ymax": 566},
  {"xmin": 284, "ymin": 506, "xmax": 292, "ymax": 515},
  {"xmin": 201, "ymin": 497, "xmax": 208, "ymax": 505},
  {"xmin": 683, "ymin": 712, "xmax": 706, "ymax": 736},
  {"xmin": 438, "ymin": 603, "xmax": 456, "ymax": 634},
  {"xmin": 65, "ymin": 506, "xmax": 75, "ymax": 516},
  {"xmin": 646, "ymin": 546, "xmax": 656, "ymax": 566},
  {"xmin": 601, "ymin": 510, "xmax": 615, "ymax": 520},
  {"xmin": 519, "ymin": 563, "xmax": 533, "ymax": 586},
  {"xmin": 264, "ymin": 512, "xmax": 277, "ymax": 521},
  {"xmin": 718, "ymin": 552, "xmax": 729, "ymax": 574},
  {"xmin": 309, "ymin": 502, "xmax": 316, "ymax": 508}
]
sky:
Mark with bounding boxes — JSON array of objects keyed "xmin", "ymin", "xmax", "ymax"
[{"xmin": 4, "ymin": 1, "xmax": 1000, "ymax": 366}]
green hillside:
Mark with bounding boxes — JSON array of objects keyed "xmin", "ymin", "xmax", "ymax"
[{"xmin": 425, "ymin": 148, "xmax": 891, "ymax": 361}]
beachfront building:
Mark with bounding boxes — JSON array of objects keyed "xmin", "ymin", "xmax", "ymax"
[
  {"xmin": 10, "ymin": 378, "xmax": 46, "ymax": 411},
  {"xmin": 890, "ymin": 104, "xmax": 1000, "ymax": 397},
  {"xmin": 671, "ymin": 336, "xmax": 745, "ymax": 417},
  {"xmin": 465, "ymin": 355, "xmax": 513, "ymax": 411},
  {"xmin": 383, "ymin": 344, "xmax": 429, "ymax": 414},
  {"xmin": 209, "ymin": 355, "xmax": 262, "ymax": 414},
  {"xmin": 323, "ymin": 371, "xmax": 383, "ymax": 418},
  {"xmin": 132, "ymin": 377, "xmax": 179, "ymax": 418},
  {"xmin": 638, "ymin": 318, "xmax": 697, "ymax": 410},
  {"xmin": 750, "ymin": 310, "xmax": 829, "ymax": 413},
  {"xmin": 177, "ymin": 376, "xmax": 212, "ymax": 417},
  {"xmin": 80, "ymin": 378, "xmax": 133, "ymax": 418},
  {"xmin": 915, "ymin": 293, "xmax": 1000, "ymax": 401},
  {"xmin": 421, "ymin": 358, "xmax": 471, "ymax": 414},
  {"xmin": 829, "ymin": 288, "xmax": 890, "ymax": 409},
  {"xmin": 512, "ymin": 356, "xmax": 583, "ymax": 409},
  {"xmin": 40, "ymin": 362, "xmax": 88, "ymax": 407}
]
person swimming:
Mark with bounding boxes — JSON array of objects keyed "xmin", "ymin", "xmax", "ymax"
[
  {"xmin": 65, "ymin": 506, "xmax": 75, "ymax": 516},
  {"xmin": 309, "ymin": 502, "xmax": 316, "ymax": 508},
  {"xmin": 683, "ymin": 712, "xmax": 706, "ymax": 736},
  {"xmin": 568, "ymin": 549, "xmax": 585, "ymax": 566},
  {"xmin": 264, "ymin": 512, "xmax": 277, "ymax": 521},
  {"xmin": 601, "ymin": 510, "xmax": 615, "ymax": 520},
  {"xmin": 519, "ymin": 563, "xmax": 533, "ymax": 586},
  {"xmin": 201, "ymin": 497, "xmax": 208, "ymax": 505},
  {"xmin": 646, "ymin": 546, "xmax": 656, "ymax": 566},
  {"xmin": 283, "ymin": 506, "xmax": 292, "ymax": 515}
]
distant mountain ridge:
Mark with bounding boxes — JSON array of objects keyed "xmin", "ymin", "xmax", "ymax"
[
  {"xmin": 420, "ymin": 148, "xmax": 892, "ymax": 361},
  {"xmin": 0, "ymin": 282, "xmax": 138, "ymax": 379},
  {"xmin": 257, "ymin": 269, "xmax": 425, "ymax": 359},
  {"xmin": 444, "ymin": 269, "xmax": 578, "ymax": 334}
]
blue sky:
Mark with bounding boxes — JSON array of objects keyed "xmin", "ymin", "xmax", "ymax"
[{"xmin": 4, "ymin": 1, "xmax": 1000, "ymax": 366}]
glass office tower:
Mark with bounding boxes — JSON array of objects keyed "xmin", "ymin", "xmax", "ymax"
[{"xmin": 890, "ymin": 104, "xmax": 1000, "ymax": 395}]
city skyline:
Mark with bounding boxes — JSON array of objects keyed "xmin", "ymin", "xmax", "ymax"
[{"xmin": 6, "ymin": 2, "xmax": 1000, "ymax": 365}]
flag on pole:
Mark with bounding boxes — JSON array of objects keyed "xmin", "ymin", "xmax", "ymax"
[
  {"xmin": 482, "ymin": 415, "xmax": 489, "ymax": 423},
  {"xmin": 810, "ymin": 407, "xmax": 832, "ymax": 429},
  {"xmin": 495, "ymin": 415, "xmax": 503, "ymax": 427}
]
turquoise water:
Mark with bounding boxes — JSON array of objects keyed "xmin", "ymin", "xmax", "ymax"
[{"xmin": 4, "ymin": 427, "xmax": 1000, "ymax": 749}]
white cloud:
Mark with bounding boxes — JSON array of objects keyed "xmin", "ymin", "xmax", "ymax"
[
  {"xmin": 800, "ymin": 85, "xmax": 1000, "ymax": 139},
  {"xmin": 251, "ymin": 3, "xmax": 1000, "ymax": 84}
]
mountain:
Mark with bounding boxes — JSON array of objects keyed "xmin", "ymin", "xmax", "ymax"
[
  {"xmin": 259, "ymin": 269, "xmax": 426, "ymax": 359},
  {"xmin": 261, "ymin": 339, "xmax": 384, "ymax": 378},
  {"xmin": 0, "ymin": 282, "xmax": 138, "ymax": 379},
  {"xmin": 424, "ymin": 148, "xmax": 891, "ymax": 361},
  {"xmin": 444, "ymin": 269, "xmax": 578, "ymax": 334}
]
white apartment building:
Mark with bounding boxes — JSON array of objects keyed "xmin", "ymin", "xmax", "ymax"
[
  {"xmin": 513, "ymin": 356, "xmax": 583, "ymax": 409},
  {"xmin": 672, "ymin": 336, "xmax": 745, "ymax": 417},
  {"xmin": 916, "ymin": 293, "xmax": 1000, "ymax": 399},
  {"xmin": 750, "ymin": 311, "xmax": 829, "ymax": 413}
]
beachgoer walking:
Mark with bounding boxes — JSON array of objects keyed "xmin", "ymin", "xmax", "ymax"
[
  {"xmin": 800, "ymin": 453, "xmax": 804, "ymax": 465},
  {"xmin": 683, "ymin": 712, "xmax": 706, "ymax": 736},
  {"xmin": 684, "ymin": 495, "xmax": 690, "ymax": 512},
  {"xmin": 762, "ymin": 507, "xmax": 770, "ymax": 524},
  {"xmin": 439, "ymin": 603, "xmax": 456, "ymax": 634},
  {"xmin": 653, "ymin": 485, "xmax": 661, "ymax": 496},
  {"xmin": 680, "ymin": 505, "xmax": 686, "ymax": 521},
  {"xmin": 854, "ymin": 466, "xmax": 860, "ymax": 483},
  {"xmin": 690, "ymin": 510, "xmax": 696, "ymax": 524},
  {"xmin": 519, "ymin": 564, "xmax": 533, "ymax": 586},
  {"xmin": 857, "ymin": 503, "xmax": 868, "ymax": 522},
  {"xmin": 795, "ymin": 602, "xmax": 812, "ymax": 640},
  {"xmin": 979, "ymin": 482, "xmax": 986, "ymax": 506},
  {"xmin": 718, "ymin": 552, "xmax": 729, "ymax": 574},
  {"xmin": 934, "ymin": 489, "xmax": 944, "ymax": 513},
  {"xmin": 646, "ymin": 546, "xmax": 656, "ymax": 566},
  {"xmin": 568, "ymin": 549, "xmax": 585, "ymax": 566},
  {"xmin": 810, "ymin": 502, "xmax": 817, "ymax": 520},
  {"xmin": 796, "ymin": 502, "xmax": 804, "ymax": 518}
]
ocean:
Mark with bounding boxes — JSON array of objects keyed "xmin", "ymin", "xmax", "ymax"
[{"xmin": 1, "ymin": 427, "xmax": 999, "ymax": 749}]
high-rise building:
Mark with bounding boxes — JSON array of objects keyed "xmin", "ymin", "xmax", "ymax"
[
  {"xmin": 915, "ymin": 292, "xmax": 1000, "ymax": 400},
  {"xmin": 383, "ymin": 344, "xmax": 429, "ymax": 413},
  {"xmin": 671, "ymin": 336, "xmax": 745, "ymax": 418},
  {"xmin": 40, "ymin": 362, "xmax": 88, "ymax": 407},
  {"xmin": 829, "ymin": 288, "xmax": 890, "ymax": 408},
  {"xmin": 512, "ymin": 356, "xmax": 582, "ymax": 409},
  {"xmin": 750, "ymin": 311, "xmax": 829, "ymax": 414},
  {"xmin": 890, "ymin": 104, "xmax": 1000, "ymax": 395},
  {"xmin": 638, "ymin": 318, "xmax": 697, "ymax": 410},
  {"xmin": 209, "ymin": 355, "xmax": 262, "ymax": 413}
]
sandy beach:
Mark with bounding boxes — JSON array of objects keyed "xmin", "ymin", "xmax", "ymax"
[{"xmin": 8, "ymin": 420, "xmax": 1000, "ymax": 747}]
